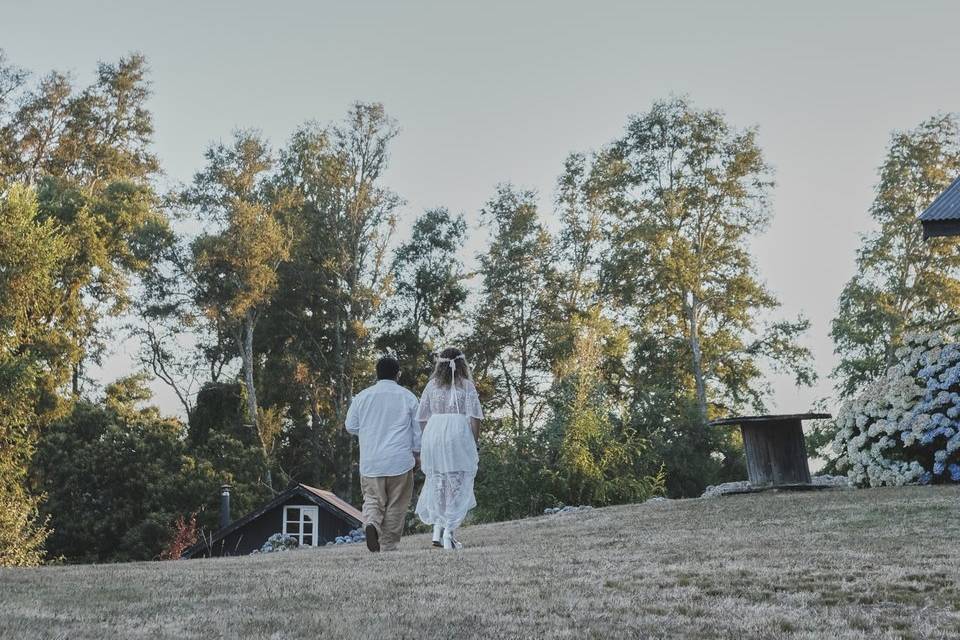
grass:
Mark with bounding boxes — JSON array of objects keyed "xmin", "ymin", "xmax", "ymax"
[{"xmin": 2, "ymin": 486, "xmax": 960, "ymax": 639}]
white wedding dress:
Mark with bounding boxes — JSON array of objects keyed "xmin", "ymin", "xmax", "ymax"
[{"xmin": 414, "ymin": 378, "xmax": 483, "ymax": 532}]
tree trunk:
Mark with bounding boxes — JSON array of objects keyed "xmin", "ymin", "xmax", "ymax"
[
  {"xmin": 686, "ymin": 294, "xmax": 709, "ymax": 425},
  {"xmin": 239, "ymin": 311, "xmax": 272, "ymax": 491}
]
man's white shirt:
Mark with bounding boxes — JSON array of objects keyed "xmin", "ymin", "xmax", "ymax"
[{"xmin": 345, "ymin": 379, "xmax": 421, "ymax": 478}]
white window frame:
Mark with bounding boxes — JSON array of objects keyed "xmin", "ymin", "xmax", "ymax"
[{"xmin": 282, "ymin": 505, "xmax": 319, "ymax": 547}]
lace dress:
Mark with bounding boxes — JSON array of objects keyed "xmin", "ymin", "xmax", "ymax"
[{"xmin": 414, "ymin": 378, "xmax": 483, "ymax": 531}]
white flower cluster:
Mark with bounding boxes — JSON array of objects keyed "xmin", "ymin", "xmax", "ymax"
[{"xmin": 833, "ymin": 326, "xmax": 960, "ymax": 487}]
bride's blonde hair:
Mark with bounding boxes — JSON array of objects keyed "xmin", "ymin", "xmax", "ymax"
[{"xmin": 430, "ymin": 347, "xmax": 472, "ymax": 387}]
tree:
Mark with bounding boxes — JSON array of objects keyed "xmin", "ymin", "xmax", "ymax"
[
  {"xmin": 262, "ymin": 103, "xmax": 401, "ymax": 497},
  {"xmin": 31, "ymin": 375, "xmax": 234, "ymax": 563},
  {"xmin": 592, "ymin": 97, "xmax": 815, "ymax": 423},
  {"xmin": 0, "ymin": 51, "xmax": 167, "ymax": 394},
  {"xmin": 0, "ymin": 185, "xmax": 67, "ymax": 566},
  {"xmin": 471, "ymin": 185, "xmax": 557, "ymax": 435},
  {"xmin": 831, "ymin": 114, "xmax": 960, "ymax": 398},
  {"xmin": 185, "ymin": 130, "xmax": 291, "ymax": 491},
  {"xmin": 549, "ymin": 309, "xmax": 665, "ymax": 506},
  {"xmin": 376, "ymin": 207, "xmax": 468, "ymax": 389}
]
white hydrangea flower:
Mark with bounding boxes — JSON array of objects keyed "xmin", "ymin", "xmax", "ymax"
[{"xmin": 832, "ymin": 326, "xmax": 960, "ymax": 488}]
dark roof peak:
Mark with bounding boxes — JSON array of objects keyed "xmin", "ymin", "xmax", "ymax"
[{"xmin": 919, "ymin": 175, "xmax": 960, "ymax": 222}]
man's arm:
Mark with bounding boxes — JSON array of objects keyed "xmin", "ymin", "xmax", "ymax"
[
  {"xmin": 409, "ymin": 395, "xmax": 422, "ymax": 455},
  {"xmin": 345, "ymin": 396, "xmax": 360, "ymax": 435}
]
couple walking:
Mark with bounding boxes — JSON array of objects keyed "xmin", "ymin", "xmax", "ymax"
[{"xmin": 345, "ymin": 347, "xmax": 483, "ymax": 551}]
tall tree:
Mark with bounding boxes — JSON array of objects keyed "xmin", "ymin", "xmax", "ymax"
[
  {"xmin": 263, "ymin": 103, "xmax": 400, "ymax": 497},
  {"xmin": 185, "ymin": 130, "xmax": 291, "ymax": 491},
  {"xmin": 831, "ymin": 114, "xmax": 960, "ymax": 397},
  {"xmin": 0, "ymin": 185, "xmax": 68, "ymax": 566},
  {"xmin": 592, "ymin": 97, "xmax": 815, "ymax": 423},
  {"xmin": 0, "ymin": 51, "xmax": 166, "ymax": 394},
  {"xmin": 471, "ymin": 185, "xmax": 557, "ymax": 435},
  {"xmin": 376, "ymin": 207, "xmax": 468, "ymax": 389}
]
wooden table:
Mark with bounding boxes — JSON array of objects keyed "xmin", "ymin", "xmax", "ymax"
[{"xmin": 709, "ymin": 413, "xmax": 831, "ymax": 489}]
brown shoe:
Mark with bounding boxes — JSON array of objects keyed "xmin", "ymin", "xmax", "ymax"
[{"xmin": 364, "ymin": 524, "xmax": 380, "ymax": 552}]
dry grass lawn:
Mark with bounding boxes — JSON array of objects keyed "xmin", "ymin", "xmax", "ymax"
[{"xmin": 2, "ymin": 486, "xmax": 960, "ymax": 639}]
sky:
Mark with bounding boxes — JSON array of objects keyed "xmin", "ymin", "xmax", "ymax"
[{"xmin": 2, "ymin": 0, "xmax": 960, "ymax": 419}]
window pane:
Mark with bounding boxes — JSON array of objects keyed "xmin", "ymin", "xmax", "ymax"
[
  {"xmin": 286, "ymin": 507, "xmax": 300, "ymax": 520},
  {"xmin": 303, "ymin": 522, "xmax": 313, "ymax": 535},
  {"xmin": 287, "ymin": 522, "xmax": 299, "ymax": 535},
  {"xmin": 303, "ymin": 534, "xmax": 313, "ymax": 546}
]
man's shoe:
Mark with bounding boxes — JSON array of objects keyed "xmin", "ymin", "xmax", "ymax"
[
  {"xmin": 431, "ymin": 524, "xmax": 443, "ymax": 548},
  {"xmin": 364, "ymin": 524, "xmax": 380, "ymax": 552}
]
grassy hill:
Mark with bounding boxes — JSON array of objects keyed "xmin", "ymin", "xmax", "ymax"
[{"xmin": 2, "ymin": 486, "xmax": 960, "ymax": 639}]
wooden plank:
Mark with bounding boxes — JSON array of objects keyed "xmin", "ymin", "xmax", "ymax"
[{"xmin": 740, "ymin": 419, "xmax": 812, "ymax": 487}]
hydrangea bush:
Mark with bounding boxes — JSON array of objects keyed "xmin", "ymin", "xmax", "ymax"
[
  {"xmin": 833, "ymin": 326, "xmax": 960, "ymax": 487},
  {"xmin": 258, "ymin": 533, "xmax": 299, "ymax": 553}
]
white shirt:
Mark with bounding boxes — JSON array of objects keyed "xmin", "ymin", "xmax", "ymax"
[{"xmin": 345, "ymin": 380, "xmax": 421, "ymax": 478}]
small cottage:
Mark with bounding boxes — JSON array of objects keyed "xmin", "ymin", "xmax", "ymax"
[
  {"xmin": 182, "ymin": 483, "xmax": 363, "ymax": 558},
  {"xmin": 919, "ymin": 175, "xmax": 960, "ymax": 239}
]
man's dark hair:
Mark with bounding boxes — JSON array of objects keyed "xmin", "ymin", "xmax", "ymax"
[{"xmin": 376, "ymin": 355, "xmax": 401, "ymax": 381}]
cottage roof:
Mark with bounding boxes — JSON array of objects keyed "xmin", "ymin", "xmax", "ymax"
[
  {"xmin": 919, "ymin": 176, "xmax": 960, "ymax": 222},
  {"xmin": 920, "ymin": 176, "xmax": 960, "ymax": 239}
]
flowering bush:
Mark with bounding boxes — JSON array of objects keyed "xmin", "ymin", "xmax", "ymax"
[
  {"xmin": 833, "ymin": 326, "xmax": 960, "ymax": 487},
  {"xmin": 257, "ymin": 533, "xmax": 299, "ymax": 554}
]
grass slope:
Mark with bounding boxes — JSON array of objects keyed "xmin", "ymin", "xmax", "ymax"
[{"xmin": 2, "ymin": 486, "xmax": 960, "ymax": 639}]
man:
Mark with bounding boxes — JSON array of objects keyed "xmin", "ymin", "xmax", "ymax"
[{"xmin": 345, "ymin": 355, "xmax": 420, "ymax": 552}]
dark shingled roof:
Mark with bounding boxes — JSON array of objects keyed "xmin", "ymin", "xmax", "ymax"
[{"xmin": 919, "ymin": 176, "xmax": 960, "ymax": 222}]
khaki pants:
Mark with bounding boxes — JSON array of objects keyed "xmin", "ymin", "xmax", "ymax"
[{"xmin": 360, "ymin": 470, "xmax": 414, "ymax": 551}]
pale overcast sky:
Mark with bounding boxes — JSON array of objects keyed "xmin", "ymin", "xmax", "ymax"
[{"xmin": 3, "ymin": 0, "xmax": 959, "ymax": 418}]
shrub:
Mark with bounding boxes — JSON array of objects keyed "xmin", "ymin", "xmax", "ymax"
[
  {"xmin": 258, "ymin": 533, "xmax": 299, "ymax": 553},
  {"xmin": 833, "ymin": 326, "xmax": 960, "ymax": 487},
  {"xmin": 160, "ymin": 513, "xmax": 198, "ymax": 560}
]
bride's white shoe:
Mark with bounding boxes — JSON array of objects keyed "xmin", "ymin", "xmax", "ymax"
[{"xmin": 442, "ymin": 530, "xmax": 463, "ymax": 550}]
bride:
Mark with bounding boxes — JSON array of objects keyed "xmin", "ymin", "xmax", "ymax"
[{"xmin": 414, "ymin": 347, "xmax": 483, "ymax": 550}]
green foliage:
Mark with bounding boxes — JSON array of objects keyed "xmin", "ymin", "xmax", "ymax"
[
  {"xmin": 260, "ymin": 103, "xmax": 402, "ymax": 498},
  {"xmin": 0, "ymin": 52, "xmax": 168, "ymax": 392},
  {"xmin": 592, "ymin": 96, "xmax": 815, "ymax": 420},
  {"xmin": 475, "ymin": 311, "xmax": 666, "ymax": 520},
  {"xmin": 0, "ymin": 185, "xmax": 71, "ymax": 565},
  {"xmin": 32, "ymin": 375, "xmax": 269, "ymax": 563},
  {"xmin": 377, "ymin": 207, "xmax": 468, "ymax": 390},
  {"xmin": 185, "ymin": 130, "xmax": 292, "ymax": 490},
  {"xmin": 831, "ymin": 114, "xmax": 960, "ymax": 398},
  {"xmin": 470, "ymin": 185, "xmax": 557, "ymax": 433},
  {"xmin": 33, "ymin": 379, "xmax": 189, "ymax": 562}
]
